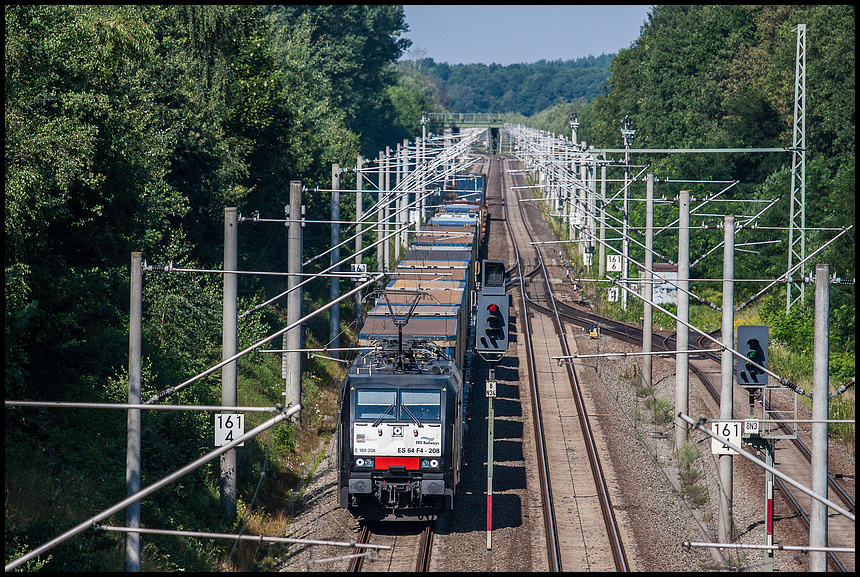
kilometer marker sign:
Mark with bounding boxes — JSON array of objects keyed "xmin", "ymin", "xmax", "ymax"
[{"xmin": 215, "ymin": 413, "xmax": 245, "ymax": 447}]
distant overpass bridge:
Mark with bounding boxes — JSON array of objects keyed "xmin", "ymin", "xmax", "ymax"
[{"xmin": 426, "ymin": 112, "xmax": 504, "ymax": 154}]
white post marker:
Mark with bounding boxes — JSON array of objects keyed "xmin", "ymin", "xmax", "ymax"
[{"xmin": 486, "ymin": 371, "xmax": 496, "ymax": 571}]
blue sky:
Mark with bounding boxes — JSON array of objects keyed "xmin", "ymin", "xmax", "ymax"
[{"xmin": 401, "ymin": 5, "xmax": 654, "ymax": 66}]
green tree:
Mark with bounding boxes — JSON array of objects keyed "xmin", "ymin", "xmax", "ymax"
[
  {"xmin": 387, "ymin": 71, "xmax": 445, "ymax": 141},
  {"xmin": 263, "ymin": 5, "xmax": 411, "ymax": 157},
  {"xmin": 6, "ymin": 5, "xmax": 185, "ymax": 267},
  {"xmin": 526, "ymin": 98, "xmax": 588, "ymax": 138},
  {"xmin": 5, "ymin": 5, "xmax": 187, "ymax": 403}
]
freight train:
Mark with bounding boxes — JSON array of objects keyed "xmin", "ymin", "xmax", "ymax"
[{"xmin": 337, "ymin": 182, "xmax": 486, "ymax": 520}]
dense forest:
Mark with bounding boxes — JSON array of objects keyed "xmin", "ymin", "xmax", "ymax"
[
  {"xmin": 5, "ymin": 4, "xmax": 854, "ymax": 571},
  {"xmin": 401, "ymin": 54, "xmax": 613, "ymax": 116},
  {"xmin": 5, "ymin": 5, "xmax": 435, "ymax": 571},
  {"xmin": 585, "ymin": 5, "xmax": 854, "ymax": 386}
]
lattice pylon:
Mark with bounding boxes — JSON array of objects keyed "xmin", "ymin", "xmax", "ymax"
[{"xmin": 787, "ymin": 24, "xmax": 806, "ymax": 312}]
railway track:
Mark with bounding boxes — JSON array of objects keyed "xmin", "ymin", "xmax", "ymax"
[
  {"xmin": 348, "ymin": 521, "xmax": 434, "ymax": 572},
  {"xmin": 279, "ymin": 151, "xmax": 851, "ymax": 573},
  {"xmin": 514, "ymin": 173, "xmax": 854, "ymax": 570},
  {"xmin": 499, "ymin": 156, "xmax": 629, "ymax": 571}
]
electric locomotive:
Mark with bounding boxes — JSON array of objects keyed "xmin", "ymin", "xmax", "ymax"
[
  {"xmin": 337, "ymin": 339, "xmax": 463, "ymax": 519},
  {"xmin": 337, "ymin": 190, "xmax": 482, "ymax": 520}
]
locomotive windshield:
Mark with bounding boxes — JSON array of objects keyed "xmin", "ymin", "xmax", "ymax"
[
  {"xmin": 400, "ymin": 390, "xmax": 441, "ymax": 421},
  {"xmin": 354, "ymin": 388, "xmax": 442, "ymax": 422},
  {"xmin": 355, "ymin": 390, "xmax": 396, "ymax": 420}
]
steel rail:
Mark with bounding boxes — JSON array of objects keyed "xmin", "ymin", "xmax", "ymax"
[
  {"xmin": 416, "ymin": 520, "xmax": 434, "ymax": 572},
  {"xmin": 497, "ymin": 157, "xmax": 561, "ymax": 572},
  {"xmin": 504, "ymin": 157, "xmax": 632, "ymax": 571},
  {"xmin": 348, "ymin": 524, "xmax": 371, "ymax": 572},
  {"xmin": 508, "ymin": 160, "xmax": 629, "ymax": 572}
]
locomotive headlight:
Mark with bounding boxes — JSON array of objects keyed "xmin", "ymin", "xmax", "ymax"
[
  {"xmin": 354, "ymin": 457, "xmax": 374, "ymax": 469},
  {"xmin": 392, "ymin": 426, "xmax": 403, "ymax": 437},
  {"xmin": 421, "ymin": 458, "xmax": 440, "ymax": 469},
  {"xmin": 430, "ymin": 459, "xmax": 439, "ymax": 468}
]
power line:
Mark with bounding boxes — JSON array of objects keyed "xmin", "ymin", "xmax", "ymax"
[
  {"xmin": 5, "ymin": 401, "xmax": 282, "ymax": 412},
  {"xmin": 5, "ymin": 405, "xmax": 301, "ymax": 572}
]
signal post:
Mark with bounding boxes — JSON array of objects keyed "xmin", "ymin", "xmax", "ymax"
[
  {"xmin": 732, "ymin": 325, "xmax": 776, "ymax": 571},
  {"xmin": 475, "ymin": 260, "xmax": 509, "ymax": 571}
]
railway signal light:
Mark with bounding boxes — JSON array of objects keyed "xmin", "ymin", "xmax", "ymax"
[
  {"xmin": 485, "ymin": 302, "xmax": 502, "ymax": 332},
  {"xmin": 736, "ymin": 325, "xmax": 769, "ymax": 388},
  {"xmin": 476, "ymin": 260, "xmax": 508, "ymax": 361},
  {"xmin": 476, "ymin": 293, "xmax": 508, "ymax": 359}
]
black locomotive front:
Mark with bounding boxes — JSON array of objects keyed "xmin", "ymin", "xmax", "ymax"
[{"xmin": 338, "ymin": 356, "xmax": 462, "ymax": 520}]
